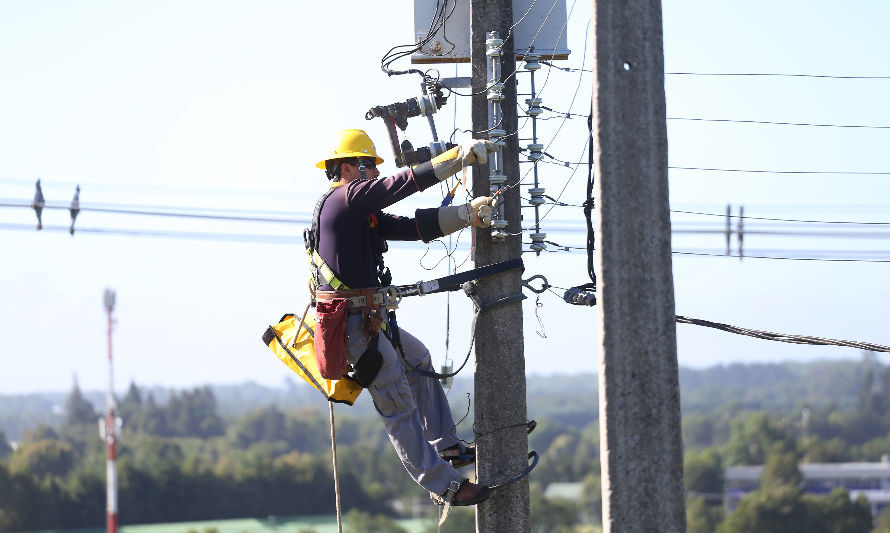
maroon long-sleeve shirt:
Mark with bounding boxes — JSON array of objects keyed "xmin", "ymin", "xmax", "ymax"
[{"xmin": 314, "ymin": 163, "xmax": 442, "ymax": 290}]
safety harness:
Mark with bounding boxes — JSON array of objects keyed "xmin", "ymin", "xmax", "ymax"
[{"xmin": 304, "ymin": 183, "xmax": 392, "ymax": 293}]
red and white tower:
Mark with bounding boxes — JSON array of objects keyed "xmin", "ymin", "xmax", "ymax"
[{"xmin": 99, "ymin": 289, "xmax": 121, "ymax": 533}]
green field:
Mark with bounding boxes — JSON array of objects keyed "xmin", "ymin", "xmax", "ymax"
[{"xmin": 29, "ymin": 515, "xmax": 432, "ymax": 533}]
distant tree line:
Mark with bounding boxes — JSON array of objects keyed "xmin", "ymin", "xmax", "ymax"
[
  {"xmin": 684, "ymin": 354, "xmax": 890, "ymax": 532},
  {"xmin": 0, "ymin": 381, "xmax": 601, "ymax": 532},
  {"xmin": 4, "ymin": 356, "xmax": 890, "ymax": 532},
  {"xmin": 0, "ymin": 382, "xmax": 386, "ymax": 531}
]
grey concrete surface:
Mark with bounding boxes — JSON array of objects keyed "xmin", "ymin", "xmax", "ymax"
[
  {"xmin": 470, "ymin": 0, "xmax": 531, "ymax": 531},
  {"xmin": 591, "ymin": 1, "xmax": 686, "ymax": 532}
]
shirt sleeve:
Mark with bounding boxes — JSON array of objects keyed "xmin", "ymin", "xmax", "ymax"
[{"xmin": 343, "ymin": 167, "xmax": 423, "ymax": 218}]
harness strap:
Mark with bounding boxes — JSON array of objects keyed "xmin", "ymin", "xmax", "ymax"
[
  {"xmin": 397, "ymin": 258, "xmax": 524, "ymax": 297},
  {"xmin": 316, "ymin": 287, "xmax": 400, "ymax": 309},
  {"xmin": 310, "ymin": 250, "xmax": 349, "ymax": 290},
  {"xmin": 306, "ymin": 184, "xmax": 391, "ymax": 290},
  {"xmin": 306, "ymin": 187, "xmax": 348, "ymax": 290}
]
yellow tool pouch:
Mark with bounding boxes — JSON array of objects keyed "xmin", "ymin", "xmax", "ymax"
[{"xmin": 262, "ymin": 313, "xmax": 364, "ymax": 405}]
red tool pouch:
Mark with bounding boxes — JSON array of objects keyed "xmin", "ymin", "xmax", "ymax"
[{"xmin": 314, "ymin": 298, "xmax": 349, "ymax": 379}]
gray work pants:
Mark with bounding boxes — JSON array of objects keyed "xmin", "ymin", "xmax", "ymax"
[{"xmin": 345, "ymin": 314, "xmax": 461, "ymax": 496}]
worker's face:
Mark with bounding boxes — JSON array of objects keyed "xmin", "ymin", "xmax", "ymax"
[{"xmin": 340, "ymin": 158, "xmax": 380, "ymax": 183}]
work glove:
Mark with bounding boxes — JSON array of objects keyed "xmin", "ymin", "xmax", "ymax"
[
  {"xmin": 429, "ymin": 140, "xmax": 499, "ymax": 182},
  {"xmin": 469, "ymin": 196, "xmax": 494, "ymax": 228},
  {"xmin": 457, "ymin": 140, "xmax": 498, "ymax": 168},
  {"xmin": 438, "ymin": 196, "xmax": 495, "ymax": 235}
]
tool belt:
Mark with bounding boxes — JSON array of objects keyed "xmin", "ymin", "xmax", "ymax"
[
  {"xmin": 312, "ymin": 287, "xmax": 392, "ymax": 385},
  {"xmin": 316, "ymin": 287, "xmax": 399, "ymax": 336}
]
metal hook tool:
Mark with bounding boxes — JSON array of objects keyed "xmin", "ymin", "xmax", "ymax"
[{"xmin": 521, "ymin": 274, "xmax": 550, "ymax": 294}]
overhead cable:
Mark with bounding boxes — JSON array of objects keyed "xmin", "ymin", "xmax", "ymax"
[
  {"xmin": 668, "ymin": 116, "xmax": 890, "ymax": 130},
  {"xmin": 672, "ymin": 250, "xmax": 890, "ymax": 263},
  {"xmin": 669, "ymin": 166, "xmax": 890, "ymax": 176},
  {"xmin": 666, "ymin": 72, "xmax": 890, "ymax": 80},
  {"xmin": 0, "ymin": 222, "xmax": 294, "ymax": 244},
  {"xmin": 676, "ymin": 315, "xmax": 890, "ymax": 353},
  {"xmin": 671, "ymin": 209, "xmax": 890, "ymax": 226},
  {"xmin": 0, "ymin": 200, "xmax": 309, "ymax": 224},
  {"xmin": 542, "ymin": 67, "xmax": 890, "ymax": 79}
]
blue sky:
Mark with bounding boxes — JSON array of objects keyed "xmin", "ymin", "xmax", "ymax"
[{"xmin": 2, "ymin": 1, "xmax": 889, "ymax": 394}]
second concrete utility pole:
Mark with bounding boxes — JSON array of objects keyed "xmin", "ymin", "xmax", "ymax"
[{"xmin": 591, "ymin": 0, "xmax": 686, "ymax": 531}]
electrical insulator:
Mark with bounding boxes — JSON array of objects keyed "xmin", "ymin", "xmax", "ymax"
[
  {"xmin": 417, "ymin": 93, "xmax": 439, "ymax": 116},
  {"xmin": 526, "ymin": 97, "xmax": 543, "ymax": 117},
  {"xmin": 528, "ymin": 187, "xmax": 546, "ymax": 206},
  {"xmin": 491, "ymin": 218, "xmax": 508, "ymax": 240},
  {"xmin": 487, "ymin": 83, "xmax": 504, "ymax": 102},
  {"xmin": 489, "ymin": 174, "xmax": 507, "ymax": 196},
  {"xmin": 527, "ymin": 143, "xmax": 544, "ymax": 161},
  {"xmin": 489, "ymin": 129, "xmax": 507, "ymax": 147},
  {"xmin": 524, "ymin": 53, "xmax": 541, "ymax": 71},
  {"xmin": 529, "ymin": 232, "xmax": 547, "ymax": 252},
  {"xmin": 489, "ymin": 173, "xmax": 507, "ymax": 186},
  {"xmin": 486, "ymin": 34, "xmax": 504, "ymax": 57}
]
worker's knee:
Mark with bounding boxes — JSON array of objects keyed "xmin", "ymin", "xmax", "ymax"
[
  {"xmin": 371, "ymin": 379, "xmax": 416, "ymax": 418},
  {"xmin": 397, "ymin": 328, "xmax": 434, "ymax": 370}
]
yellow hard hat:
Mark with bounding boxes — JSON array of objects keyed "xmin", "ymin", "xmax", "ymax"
[{"xmin": 316, "ymin": 129, "xmax": 384, "ymax": 169}]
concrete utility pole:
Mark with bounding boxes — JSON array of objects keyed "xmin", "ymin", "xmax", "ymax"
[
  {"xmin": 470, "ymin": 1, "xmax": 530, "ymax": 532},
  {"xmin": 591, "ymin": 1, "xmax": 686, "ymax": 532}
]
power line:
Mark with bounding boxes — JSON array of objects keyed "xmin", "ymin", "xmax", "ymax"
[
  {"xmin": 9, "ymin": 220, "xmax": 890, "ymax": 263},
  {"xmin": 666, "ymin": 72, "xmax": 890, "ymax": 80},
  {"xmin": 540, "ymin": 67, "xmax": 890, "ymax": 79},
  {"xmin": 0, "ymin": 177, "xmax": 304, "ymax": 200},
  {"xmin": 676, "ymin": 315, "xmax": 890, "ymax": 353},
  {"xmin": 528, "ymin": 160, "xmax": 890, "ymax": 176},
  {"xmin": 537, "ymin": 113, "xmax": 890, "ymax": 130},
  {"xmin": 0, "ymin": 200, "xmax": 310, "ymax": 224},
  {"xmin": 668, "ymin": 116, "xmax": 890, "ymax": 130},
  {"xmin": 672, "ymin": 250, "xmax": 890, "ymax": 263},
  {"xmin": 669, "ymin": 166, "xmax": 890, "ymax": 176},
  {"xmin": 672, "ymin": 228, "xmax": 890, "ymax": 239},
  {"xmin": 670, "ymin": 209, "xmax": 890, "ymax": 226},
  {"xmin": 0, "ymin": 222, "xmax": 297, "ymax": 244}
]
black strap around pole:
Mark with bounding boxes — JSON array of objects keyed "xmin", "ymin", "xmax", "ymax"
[{"xmin": 405, "ymin": 258, "xmax": 524, "ymax": 295}]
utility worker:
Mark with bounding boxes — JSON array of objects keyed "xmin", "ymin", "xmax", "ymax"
[{"xmin": 309, "ymin": 129, "xmax": 497, "ymax": 507}]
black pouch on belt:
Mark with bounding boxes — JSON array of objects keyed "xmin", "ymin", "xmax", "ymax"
[{"xmin": 347, "ymin": 334, "xmax": 383, "ymax": 388}]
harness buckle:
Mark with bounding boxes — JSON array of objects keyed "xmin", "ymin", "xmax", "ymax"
[
  {"xmin": 416, "ymin": 279, "xmax": 440, "ymax": 295},
  {"xmin": 381, "ymin": 286, "xmax": 402, "ymax": 307}
]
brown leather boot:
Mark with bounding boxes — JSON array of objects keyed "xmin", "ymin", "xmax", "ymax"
[{"xmin": 451, "ymin": 480, "xmax": 492, "ymax": 506}]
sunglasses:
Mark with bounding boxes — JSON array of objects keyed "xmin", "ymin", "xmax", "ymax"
[{"xmin": 357, "ymin": 158, "xmax": 377, "ymax": 169}]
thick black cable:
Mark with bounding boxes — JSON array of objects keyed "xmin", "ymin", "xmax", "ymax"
[
  {"xmin": 390, "ymin": 306, "xmax": 479, "ymax": 381},
  {"xmin": 380, "ymin": 0, "xmax": 457, "ymax": 77},
  {"xmin": 676, "ymin": 315, "xmax": 890, "ymax": 353}
]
